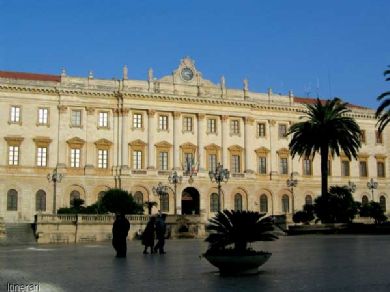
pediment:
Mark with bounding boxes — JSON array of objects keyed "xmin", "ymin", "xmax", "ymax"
[
  {"xmin": 66, "ymin": 137, "xmax": 85, "ymax": 146},
  {"xmin": 155, "ymin": 141, "xmax": 172, "ymax": 148},
  {"xmin": 228, "ymin": 145, "xmax": 243, "ymax": 151},
  {"xmin": 277, "ymin": 148, "xmax": 289, "ymax": 156},
  {"xmin": 254, "ymin": 147, "xmax": 270, "ymax": 155},
  {"xmin": 180, "ymin": 142, "xmax": 197, "ymax": 150},
  {"xmin": 204, "ymin": 143, "xmax": 221, "ymax": 150},
  {"xmin": 129, "ymin": 139, "xmax": 147, "ymax": 147},
  {"xmin": 94, "ymin": 138, "xmax": 113, "ymax": 147}
]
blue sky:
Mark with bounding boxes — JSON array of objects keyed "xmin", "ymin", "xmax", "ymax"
[{"xmin": 0, "ymin": 0, "xmax": 389, "ymax": 108}]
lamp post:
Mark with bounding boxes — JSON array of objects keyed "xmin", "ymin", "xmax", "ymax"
[
  {"xmin": 152, "ymin": 182, "xmax": 169, "ymax": 212},
  {"xmin": 168, "ymin": 170, "xmax": 182, "ymax": 215},
  {"xmin": 286, "ymin": 172, "xmax": 298, "ymax": 213},
  {"xmin": 47, "ymin": 168, "xmax": 63, "ymax": 214},
  {"xmin": 347, "ymin": 181, "xmax": 356, "ymax": 193},
  {"xmin": 367, "ymin": 178, "xmax": 378, "ymax": 201},
  {"xmin": 208, "ymin": 163, "xmax": 230, "ymax": 211}
]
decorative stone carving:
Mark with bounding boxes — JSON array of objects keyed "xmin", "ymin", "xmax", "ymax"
[
  {"xmin": 148, "ymin": 68, "xmax": 153, "ymax": 82},
  {"xmin": 148, "ymin": 109, "xmax": 156, "ymax": 117},
  {"xmin": 123, "ymin": 65, "xmax": 128, "ymax": 80},
  {"xmin": 173, "ymin": 111, "xmax": 181, "ymax": 119},
  {"xmin": 58, "ymin": 105, "xmax": 68, "ymax": 113},
  {"xmin": 85, "ymin": 107, "xmax": 95, "ymax": 115}
]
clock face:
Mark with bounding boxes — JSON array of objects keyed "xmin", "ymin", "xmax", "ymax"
[{"xmin": 181, "ymin": 67, "xmax": 194, "ymax": 81}]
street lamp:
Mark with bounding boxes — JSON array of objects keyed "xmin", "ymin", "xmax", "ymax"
[
  {"xmin": 286, "ymin": 172, "xmax": 298, "ymax": 213},
  {"xmin": 347, "ymin": 181, "xmax": 356, "ymax": 193},
  {"xmin": 168, "ymin": 170, "xmax": 182, "ymax": 215},
  {"xmin": 208, "ymin": 163, "xmax": 230, "ymax": 211},
  {"xmin": 47, "ymin": 168, "xmax": 63, "ymax": 214},
  {"xmin": 367, "ymin": 178, "xmax": 378, "ymax": 201},
  {"xmin": 152, "ymin": 182, "xmax": 169, "ymax": 212}
]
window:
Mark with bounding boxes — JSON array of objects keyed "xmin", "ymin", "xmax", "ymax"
[
  {"xmin": 183, "ymin": 153, "xmax": 194, "ymax": 173},
  {"xmin": 210, "ymin": 193, "xmax": 219, "ymax": 212},
  {"xmin": 341, "ymin": 160, "xmax": 350, "ymax": 177},
  {"xmin": 380, "ymin": 196, "xmax": 386, "ymax": 211},
  {"xmin": 280, "ymin": 158, "xmax": 288, "ymax": 175},
  {"xmin": 36, "ymin": 147, "xmax": 47, "ymax": 167},
  {"xmin": 234, "ymin": 194, "xmax": 242, "ymax": 211},
  {"xmin": 134, "ymin": 191, "xmax": 143, "ymax": 205},
  {"xmin": 359, "ymin": 161, "xmax": 368, "ymax": 177},
  {"xmin": 376, "ymin": 131, "xmax": 383, "ymax": 144},
  {"xmin": 377, "ymin": 161, "xmax": 385, "ymax": 178},
  {"xmin": 159, "ymin": 115, "xmax": 168, "ymax": 130},
  {"xmin": 230, "ymin": 120, "xmax": 240, "ymax": 135},
  {"xmin": 303, "ymin": 158, "xmax": 312, "ymax": 176},
  {"xmin": 231, "ymin": 155, "xmax": 241, "ymax": 173},
  {"xmin": 8, "ymin": 146, "xmax": 19, "ymax": 165},
  {"xmin": 260, "ymin": 194, "xmax": 268, "ymax": 213},
  {"xmin": 133, "ymin": 150, "xmax": 142, "ymax": 170},
  {"xmin": 71, "ymin": 110, "xmax": 82, "ymax": 127},
  {"xmin": 98, "ymin": 112, "xmax": 109, "ymax": 128},
  {"xmin": 305, "ymin": 195, "xmax": 313, "ymax": 205},
  {"xmin": 183, "ymin": 116, "xmax": 193, "ymax": 132},
  {"xmin": 362, "ymin": 195, "xmax": 369, "ymax": 205},
  {"xmin": 279, "ymin": 124, "xmax": 287, "ymax": 139},
  {"xmin": 38, "ymin": 108, "xmax": 49, "ymax": 125},
  {"xmin": 98, "ymin": 149, "xmax": 108, "ymax": 169},
  {"xmin": 133, "ymin": 113, "xmax": 142, "ymax": 129},
  {"xmin": 282, "ymin": 195, "xmax": 290, "ymax": 213},
  {"xmin": 36, "ymin": 190, "xmax": 46, "ymax": 211},
  {"xmin": 257, "ymin": 123, "xmax": 266, "ymax": 137},
  {"xmin": 160, "ymin": 193, "xmax": 169, "ymax": 212},
  {"xmin": 208, "ymin": 154, "xmax": 217, "ymax": 172},
  {"xmin": 70, "ymin": 190, "xmax": 80, "ymax": 206},
  {"xmin": 159, "ymin": 151, "xmax": 168, "ymax": 170},
  {"xmin": 360, "ymin": 130, "xmax": 366, "ymax": 144},
  {"xmin": 258, "ymin": 157, "xmax": 267, "ymax": 174},
  {"xmin": 70, "ymin": 148, "xmax": 80, "ymax": 168},
  {"xmin": 10, "ymin": 106, "xmax": 21, "ymax": 123},
  {"xmin": 207, "ymin": 118, "xmax": 217, "ymax": 133},
  {"xmin": 7, "ymin": 189, "xmax": 18, "ymax": 211}
]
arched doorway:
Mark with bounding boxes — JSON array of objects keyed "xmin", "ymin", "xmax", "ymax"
[{"xmin": 181, "ymin": 187, "xmax": 200, "ymax": 215}]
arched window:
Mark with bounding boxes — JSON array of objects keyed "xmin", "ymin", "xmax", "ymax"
[
  {"xmin": 380, "ymin": 195, "xmax": 386, "ymax": 212},
  {"xmin": 98, "ymin": 191, "xmax": 105, "ymax": 201},
  {"xmin": 134, "ymin": 191, "xmax": 144, "ymax": 205},
  {"xmin": 36, "ymin": 190, "xmax": 46, "ymax": 211},
  {"xmin": 234, "ymin": 193, "xmax": 242, "ymax": 211},
  {"xmin": 362, "ymin": 195, "xmax": 369, "ymax": 205},
  {"xmin": 7, "ymin": 189, "xmax": 18, "ymax": 211},
  {"xmin": 282, "ymin": 195, "xmax": 289, "ymax": 213},
  {"xmin": 210, "ymin": 193, "xmax": 219, "ymax": 212},
  {"xmin": 70, "ymin": 190, "xmax": 81, "ymax": 206},
  {"xmin": 260, "ymin": 194, "xmax": 268, "ymax": 213},
  {"xmin": 160, "ymin": 193, "xmax": 169, "ymax": 213},
  {"xmin": 305, "ymin": 195, "xmax": 313, "ymax": 206}
]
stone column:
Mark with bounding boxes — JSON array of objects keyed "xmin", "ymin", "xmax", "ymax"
[
  {"xmin": 221, "ymin": 115, "xmax": 229, "ymax": 167},
  {"xmin": 173, "ymin": 111, "xmax": 181, "ymax": 170},
  {"xmin": 244, "ymin": 117, "xmax": 255, "ymax": 173},
  {"xmin": 57, "ymin": 105, "xmax": 68, "ymax": 168},
  {"xmin": 85, "ymin": 107, "xmax": 95, "ymax": 170},
  {"xmin": 147, "ymin": 109, "xmax": 156, "ymax": 169},
  {"xmin": 268, "ymin": 120, "xmax": 277, "ymax": 178},
  {"xmin": 197, "ymin": 113, "xmax": 206, "ymax": 171},
  {"xmin": 121, "ymin": 108, "xmax": 130, "ymax": 168}
]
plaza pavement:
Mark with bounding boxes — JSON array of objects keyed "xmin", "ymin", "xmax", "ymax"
[{"xmin": 1, "ymin": 235, "xmax": 390, "ymax": 291}]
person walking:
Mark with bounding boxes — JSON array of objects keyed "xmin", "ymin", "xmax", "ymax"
[
  {"xmin": 141, "ymin": 216, "xmax": 156, "ymax": 254},
  {"xmin": 154, "ymin": 213, "xmax": 167, "ymax": 254},
  {"xmin": 112, "ymin": 213, "xmax": 130, "ymax": 258}
]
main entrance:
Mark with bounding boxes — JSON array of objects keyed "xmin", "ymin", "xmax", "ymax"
[{"xmin": 181, "ymin": 187, "xmax": 200, "ymax": 215}]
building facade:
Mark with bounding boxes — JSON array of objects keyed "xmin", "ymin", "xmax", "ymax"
[{"xmin": 0, "ymin": 58, "xmax": 388, "ymax": 223}]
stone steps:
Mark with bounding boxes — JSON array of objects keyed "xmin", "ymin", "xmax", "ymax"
[{"xmin": 1, "ymin": 223, "xmax": 37, "ymax": 245}]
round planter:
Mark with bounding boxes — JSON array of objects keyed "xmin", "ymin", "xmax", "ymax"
[{"xmin": 204, "ymin": 252, "xmax": 272, "ymax": 275}]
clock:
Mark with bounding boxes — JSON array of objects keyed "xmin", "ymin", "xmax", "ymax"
[{"xmin": 181, "ymin": 67, "xmax": 194, "ymax": 81}]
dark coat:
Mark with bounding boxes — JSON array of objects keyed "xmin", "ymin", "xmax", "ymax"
[
  {"xmin": 112, "ymin": 215, "xmax": 130, "ymax": 256},
  {"xmin": 141, "ymin": 219, "xmax": 155, "ymax": 247}
]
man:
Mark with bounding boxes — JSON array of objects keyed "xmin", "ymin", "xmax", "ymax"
[
  {"xmin": 154, "ymin": 213, "xmax": 167, "ymax": 254},
  {"xmin": 112, "ymin": 213, "xmax": 130, "ymax": 257}
]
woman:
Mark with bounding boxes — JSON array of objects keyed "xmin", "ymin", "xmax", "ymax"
[{"xmin": 141, "ymin": 216, "xmax": 156, "ymax": 254}]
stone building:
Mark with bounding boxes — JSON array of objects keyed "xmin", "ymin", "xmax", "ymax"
[{"xmin": 0, "ymin": 57, "xmax": 388, "ymax": 223}]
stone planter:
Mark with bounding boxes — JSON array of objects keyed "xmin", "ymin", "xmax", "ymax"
[{"xmin": 204, "ymin": 251, "xmax": 272, "ymax": 275}]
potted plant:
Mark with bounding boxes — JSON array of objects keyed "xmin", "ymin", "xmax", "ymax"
[{"xmin": 203, "ymin": 210, "xmax": 278, "ymax": 275}]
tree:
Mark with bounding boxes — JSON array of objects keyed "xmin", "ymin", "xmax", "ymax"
[
  {"xmin": 205, "ymin": 210, "xmax": 278, "ymax": 253},
  {"xmin": 360, "ymin": 201, "xmax": 387, "ymax": 224},
  {"xmin": 314, "ymin": 186, "xmax": 359, "ymax": 223},
  {"xmin": 293, "ymin": 204, "xmax": 315, "ymax": 224},
  {"xmin": 101, "ymin": 188, "xmax": 143, "ymax": 215},
  {"xmin": 375, "ymin": 66, "xmax": 390, "ymax": 133},
  {"xmin": 144, "ymin": 201, "xmax": 158, "ymax": 215},
  {"xmin": 288, "ymin": 98, "xmax": 361, "ymax": 197}
]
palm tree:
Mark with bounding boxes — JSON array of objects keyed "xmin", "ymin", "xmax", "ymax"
[
  {"xmin": 288, "ymin": 98, "xmax": 361, "ymax": 197},
  {"xmin": 375, "ymin": 66, "xmax": 390, "ymax": 133},
  {"xmin": 205, "ymin": 210, "xmax": 278, "ymax": 253}
]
